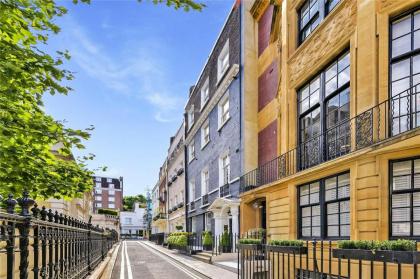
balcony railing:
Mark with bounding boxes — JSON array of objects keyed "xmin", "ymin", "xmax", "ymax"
[
  {"xmin": 220, "ymin": 184, "xmax": 230, "ymax": 197},
  {"xmin": 202, "ymin": 194, "xmax": 209, "ymax": 206},
  {"xmin": 240, "ymin": 84, "xmax": 420, "ymax": 194},
  {"xmin": 189, "ymin": 201, "xmax": 195, "ymax": 211}
]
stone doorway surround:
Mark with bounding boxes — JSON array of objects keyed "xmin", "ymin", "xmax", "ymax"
[{"xmin": 207, "ymin": 197, "xmax": 240, "ymax": 241}]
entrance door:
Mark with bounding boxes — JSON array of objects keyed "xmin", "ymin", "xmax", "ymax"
[{"xmin": 261, "ymin": 201, "xmax": 266, "ymax": 229}]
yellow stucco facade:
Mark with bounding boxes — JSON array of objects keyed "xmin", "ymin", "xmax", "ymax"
[{"xmin": 241, "ymin": 0, "xmax": 420, "ymax": 245}]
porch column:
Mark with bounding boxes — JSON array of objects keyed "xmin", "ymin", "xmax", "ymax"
[
  {"xmin": 230, "ymin": 205, "xmax": 239, "ymax": 250},
  {"xmin": 213, "ymin": 210, "xmax": 223, "ymax": 237}
]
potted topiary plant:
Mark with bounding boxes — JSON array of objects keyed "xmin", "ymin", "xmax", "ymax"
[
  {"xmin": 202, "ymin": 231, "xmax": 213, "ymax": 251},
  {"xmin": 219, "ymin": 230, "xmax": 232, "ymax": 253},
  {"xmin": 333, "ymin": 239, "xmax": 420, "ymax": 264}
]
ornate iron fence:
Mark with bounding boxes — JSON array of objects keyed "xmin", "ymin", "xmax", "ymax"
[
  {"xmin": 238, "ymin": 240, "xmax": 420, "ymax": 279},
  {"xmin": 240, "ymin": 84, "xmax": 420, "ymax": 194},
  {"xmin": 0, "ymin": 192, "xmax": 118, "ymax": 279}
]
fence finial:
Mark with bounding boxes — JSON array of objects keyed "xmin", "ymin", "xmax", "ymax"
[
  {"xmin": 5, "ymin": 194, "xmax": 17, "ymax": 214},
  {"xmin": 31, "ymin": 203, "xmax": 40, "ymax": 218},
  {"xmin": 17, "ymin": 191, "xmax": 35, "ymax": 216}
]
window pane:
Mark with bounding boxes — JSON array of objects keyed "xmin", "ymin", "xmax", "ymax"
[
  {"xmin": 414, "ymin": 192, "xmax": 420, "ymax": 206},
  {"xmin": 302, "ymin": 217, "xmax": 311, "ymax": 226},
  {"xmin": 393, "ymin": 160, "xmax": 412, "ymax": 176},
  {"xmin": 340, "ymin": 200, "xmax": 350, "ymax": 213},
  {"xmin": 325, "ymin": 189, "xmax": 336, "ymax": 201},
  {"xmin": 328, "ymin": 213, "xmax": 339, "ymax": 225},
  {"xmin": 393, "ymin": 175, "xmax": 411, "ymax": 191},
  {"xmin": 392, "ymin": 15, "xmax": 411, "ymax": 39},
  {"xmin": 341, "ymin": 225, "xmax": 350, "ymax": 237},
  {"xmin": 338, "ymin": 173, "xmax": 350, "ymax": 187},
  {"xmin": 341, "ymin": 212, "xmax": 350, "ymax": 224},
  {"xmin": 392, "ymin": 77, "xmax": 410, "ymax": 96},
  {"xmin": 393, "ymin": 222, "xmax": 410, "ymax": 236},
  {"xmin": 414, "ymin": 222, "xmax": 420, "ymax": 235},
  {"xmin": 325, "ymin": 78, "xmax": 337, "ymax": 96},
  {"xmin": 414, "ymin": 207, "xmax": 420, "ymax": 221},
  {"xmin": 392, "ymin": 193, "xmax": 410, "ymax": 208},
  {"xmin": 302, "ymin": 227, "xmax": 311, "ymax": 237},
  {"xmin": 338, "ymin": 67, "xmax": 350, "ymax": 88},
  {"xmin": 312, "ymin": 226, "xmax": 321, "ymax": 237},
  {"xmin": 415, "ymin": 30, "xmax": 420, "ymax": 50},
  {"xmin": 310, "ymin": 90, "xmax": 319, "ymax": 107},
  {"xmin": 338, "ymin": 185, "xmax": 350, "ymax": 199},
  {"xmin": 415, "ymin": 160, "xmax": 420, "ymax": 173},
  {"xmin": 392, "ymin": 58, "xmax": 410, "ymax": 81},
  {"xmin": 325, "ymin": 177, "xmax": 336, "ymax": 190},
  {"xmin": 392, "ymin": 34, "xmax": 412, "ymax": 58},
  {"xmin": 302, "ymin": 207, "xmax": 311, "ymax": 217},
  {"xmin": 327, "ymin": 202, "xmax": 339, "ymax": 214},
  {"xmin": 393, "ymin": 208, "xmax": 410, "ymax": 221},
  {"xmin": 312, "ymin": 215, "xmax": 320, "ymax": 226},
  {"xmin": 300, "ymin": 185, "xmax": 310, "ymax": 196},
  {"xmin": 326, "ymin": 63, "xmax": 337, "ymax": 82},
  {"xmin": 328, "ymin": 225, "xmax": 339, "ymax": 236},
  {"xmin": 415, "ymin": 11, "xmax": 420, "ymax": 30},
  {"xmin": 338, "ymin": 52, "xmax": 350, "ymax": 72},
  {"xmin": 312, "ymin": 205, "xmax": 320, "ymax": 216}
]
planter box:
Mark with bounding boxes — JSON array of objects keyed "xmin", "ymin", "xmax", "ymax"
[
  {"xmin": 266, "ymin": 245, "xmax": 307, "ymax": 254},
  {"xmin": 333, "ymin": 249, "xmax": 420, "ymax": 264}
]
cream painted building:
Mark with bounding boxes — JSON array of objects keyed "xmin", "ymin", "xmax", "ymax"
[{"xmin": 167, "ymin": 123, "xmax": 186, "ymax": 232}]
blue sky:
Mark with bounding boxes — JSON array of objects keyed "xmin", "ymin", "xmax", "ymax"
[{"xmin": 43, "ymin": 0, "xmax": 233, "ymax": 196}]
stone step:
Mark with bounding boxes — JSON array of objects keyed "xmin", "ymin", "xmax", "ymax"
[{"xmin": 191, "ymin": 252, "xmax": 213, "ymax": 264}]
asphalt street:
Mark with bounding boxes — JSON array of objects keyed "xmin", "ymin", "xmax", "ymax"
[{"xmin": 111, "ymin": 241, "xmax": 205, "ymax": 279}]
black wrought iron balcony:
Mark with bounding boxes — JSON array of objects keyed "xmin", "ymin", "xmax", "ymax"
[
  {"xmin": 153, "ymin": 213, "xmax": 167, "ymax": 221},
  {"xmin": 189, "ymin": 201, "xmax": 195, "ymax": 211},
  {"xmin": 240, "ymin": 84, "xmax": 420, "ymax": 194},
  {"xmin": 220, "ymin": 184, "xmax": 230, "ymax": 197},
  {"xmin": 178, "ymin": 201, "xmax": 184, "ymax": 208},
  {"xmin": 202, "ymin": 194, "xmax": 209, "ymax": 206}
]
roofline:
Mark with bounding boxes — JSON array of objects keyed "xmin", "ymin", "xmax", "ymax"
[{"xmin": 183, "ymin": 0, "xmax": 239, "ymax": 110}]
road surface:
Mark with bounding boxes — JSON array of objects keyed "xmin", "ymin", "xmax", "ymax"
[{"xmin": 111, "ymin": 240, "xmax": 205, "ymax": 279}]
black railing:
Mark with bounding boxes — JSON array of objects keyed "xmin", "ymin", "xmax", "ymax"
[
  {"xmin": 240, "ymin": 85, "xmax": 420, "ymax": 194},
  {"xmin": 165, "ymin": 232, "xmax": 239, "ymax": 256},
  {"xmin": 150, "ymin": 233, "xmax": 165, "ymax": 245},
  {"xmin": 152, "ymin": 212, "xmax": 167, "ymax": 221},
  {"xmin": 220, "ymin": 184, "xmax": 230, "ymax": 197},
  {"xmin": 0, "ymin": 192, "xmax": 118, "ymax": 279},
  {"xmin": 189, "ymin": 201, "xmax": 195, "ymax": 211},
  {"xmin": 238, "ymin": 240, "xmax": 420, "ymax": 279},
  {"xmin": 202, "ymin": 194, "xmax": 209, "ymax": 206}
]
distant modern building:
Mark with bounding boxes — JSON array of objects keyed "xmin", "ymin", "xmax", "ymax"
[
  {"xmin": 120, "ymin": 202, "xmax": 146, "ymax": 237},
  {"xmin": 92, "ymin": 176, "xmax": 123, "ymax": 212},
  {"xmin": 167, "ymin": 123, "xmax": 186, "ymax": 232},
  {"xmin": 184, "ymin": 2, "xmax": 241, "ymax": 237},
  {"xmin": 144, "ymin": 191, "xmax": 153, "ymax": 237}
]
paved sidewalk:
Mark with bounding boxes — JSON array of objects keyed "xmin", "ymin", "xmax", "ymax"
[{"xmin": 142, "ymin": 241, "xmax": 238, "ymax": 279}]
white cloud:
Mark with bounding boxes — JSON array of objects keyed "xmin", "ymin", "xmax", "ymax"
[{"xmin": 58, "ymin": 16, "xmax": 184, "ymax": 122}]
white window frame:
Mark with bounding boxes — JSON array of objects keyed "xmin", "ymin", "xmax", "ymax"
[
  {"xmin": 219, "ymin": 152, "xmax": 231, "ymax": 186},
  {"xmin": 106, "ymin": 178, "xmax": 112, "ymax": 183},
  {"xmin": 188, "ymin": 105, "xmax": 195, "ymax": 130},
  {"xmin": 189, "ymin": 180, "xmax": 195, "ymax": 202},
  {"xmin": 218, "ymin": 92, "xmax": 230, "ymax": 129},
  {"xmin": 188, "ymin": 141, "xmax": 195, "ymax": 163},
  {"xmin": 95, "ymin": 177, "xmax": 101, "ymax": 182},
  {"xmin": 109, "ymin": 183, "xmax": 114, "ymax": 189},
  {"xmin": 125, "ymin": 217, "xmax": 132, "ymax": 225},
  {"xmin": 217, "ymin": 40, "xmax": 230, "ymax": 82},
  {"xmin": 96, "ymin": 202, "xmax": 102, "ymax": 208},
  {"xmin": 95, "ymin": 182, "xmax": 101, "ymax": 188},
  {"xmin": 200, "ymin": 77, "xmax": 210, "ymax": 109},
  {"xmin": 108, "ymin": 190, "xmax": 115, "ymax": 195},
  {"xmin": 201, "ymin": 167, "xmax": 209, "ymax": 196},
  {"xmin": 95, "ymin": 195, "xmax": 102, "ymax": 201},
  {"xmin": 108, "ymin": 203, "xmax": 115, "ymax": 209},
  {"xmin": 201, "ymin": 120, "xmax": 210, "ymax": 149},
  {"xmin": 109, "ymin": 196, "xmax": 115, "ymax": 202},
  {"xmin": 95, "ymin": 189, "xmax": 102, "ymax": 194}
]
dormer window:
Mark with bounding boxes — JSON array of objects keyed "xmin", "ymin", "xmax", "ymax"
[
  {"xmin": 200, "ymin": 78, "xmax": 210, "ymax": 109},
  {"xmin": 217, "ymin": 40, "xmax": 230, "ymax": 81}
]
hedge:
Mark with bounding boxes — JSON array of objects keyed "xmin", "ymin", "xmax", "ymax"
[
  {"xmin": 337, "ymin": 239, "xmax": 416, "ymax": 252},
  {"xmin": 97, "ymin": 208, "xmax": 118, "ymax": 216}
]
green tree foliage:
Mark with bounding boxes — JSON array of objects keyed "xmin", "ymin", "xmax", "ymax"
[
  {"xmin": 123, "ymin": 194, "xmax": 147, "ymax": 211},
  {"xmin": 0, "ymin": 0, "xmax": 96, "ymax": 199},
  {"xmin": 0, "ymin": 0, "xmax": 202, "ymax": 199}
]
